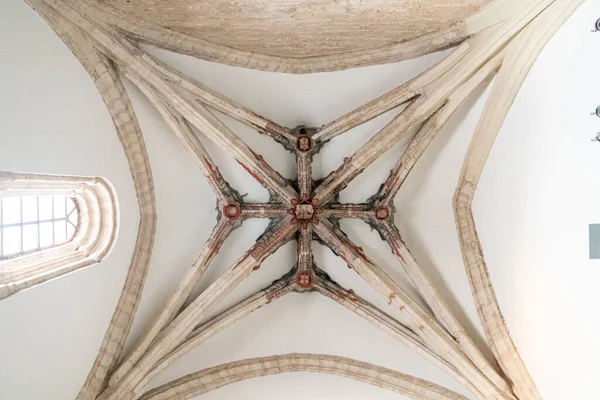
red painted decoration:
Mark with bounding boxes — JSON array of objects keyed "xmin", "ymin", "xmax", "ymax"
[{"xmin": 295, "ymin": 271, "xmax": 314, "ymax": 289}]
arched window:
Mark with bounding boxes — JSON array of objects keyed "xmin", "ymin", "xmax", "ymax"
[
  {"xmin": 0, "ymin": 195, "xmax": 79, "ymax": 259},
  {"xmin": 0, "ymin": 172, "xmax": 119, "ymax": 300}
]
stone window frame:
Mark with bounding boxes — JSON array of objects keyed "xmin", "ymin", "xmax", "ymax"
[{"xmin": 0, "ymin": 171, "xmax": 119, "ymax": 300}]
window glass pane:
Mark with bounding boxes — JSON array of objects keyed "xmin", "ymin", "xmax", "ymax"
[
  {"xmin": 1, "ymin": 195, "xmax": 80, "ymax": 258},
  {"xmin": 67, "ymin": 198, "xmax": 75, "ymax": 214},
  {"xmin": 2, "ymin": 197, "xmax": 21, "ymax": 225},
  {"xmin": 39, "ymin": 196, "xmax": 53, "ymax": 220},
  {"xmin": 3, "ymin": 226, "xmax": 21, "ymax": 255},
  {"xmin": 54, "ymin": 220, "xmax": 67, "ymax": 244},
  {"xmin": 21, "ymin": 196, "xmax": 38, "ymax": 223},
  {"xmin": 67, "ymin": 224, "xmax": 75, "ymax": 239},
  {"xmin": 53, "ymin": 196, "xmax": 66, "ymax": 219},
  {"xmin": 39, "ymin": 222, "xmax": 53, "ymax": 248},
  {"xmin": 22, "ymin": 224, "xmax": 38, "ymax": 252}
]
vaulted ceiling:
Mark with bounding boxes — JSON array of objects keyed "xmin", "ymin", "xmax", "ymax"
[
  {"xmin": 103, "ymin": 0, "xmax": 491, "ymax": 57},
  {"xmin": 1, "ymin": 1, "xmax": 599, "ymax": 400}
]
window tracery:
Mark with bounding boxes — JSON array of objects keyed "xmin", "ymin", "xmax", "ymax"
[{"xmin": 0, "ymin": 171, "xmax": 119, "ymax": 300}]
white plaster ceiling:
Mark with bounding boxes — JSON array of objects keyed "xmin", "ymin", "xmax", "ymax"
[{"xmin": 1, "ymin": 1, "xmax": 600, "ymax": 399}]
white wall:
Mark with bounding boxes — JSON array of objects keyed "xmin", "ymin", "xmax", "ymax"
[{"xmin": 1, "ymin": 0, "xmax": 599, "ymax": 399}]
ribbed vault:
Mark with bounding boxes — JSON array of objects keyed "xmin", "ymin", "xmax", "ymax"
[{"xmin": 1, "ymin": 1, "xmax": 585, "ymax": 400}]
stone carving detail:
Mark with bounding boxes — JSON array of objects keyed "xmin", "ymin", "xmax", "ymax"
[{"xmin": 8, "ymin": 1, "xmax": 584, "ymax": 399}]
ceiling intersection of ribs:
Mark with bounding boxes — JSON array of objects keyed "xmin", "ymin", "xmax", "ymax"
[
  {"xmin": 212, "ymin": 122, "xmax": 398, "ymax": 294},
  {"xmin": 16, "ymin": 0, "xmax": 585, "ymax": 400}
]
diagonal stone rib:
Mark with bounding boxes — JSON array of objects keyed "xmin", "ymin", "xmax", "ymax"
[
  {"xmin": 135, "ymin": 273, "xmax": 295, "ymax": 392},
  {"xmin": 100, "ymin": 218, "xmax": 298, "ymax": 400},
  {"xmin": 313, "ymin": 217, "xmax": 510, "ymax": 399},
  {"xmin": 312, "ymin": 0, "xmax": 558, "ymax": 206},
  {"xmin": 377, "ymin": 221, "xmax": 511, "ymax": 395},
  {"xmin": 453, "ymin": 1, "xmax": 584, "ymax": 398},
  {"xmin": 15, "ymin": 2, "xmax": 583, "ymax": 400},
  {"xmin": 110, "ymin": 217, "xmax": 235, "ymax": 387},
  {"xmin": 36, "ymin": 0, "xmax": 298, "ymax": 204},
  {"xmin": 315, "ymin": 276, "xmax": 480, "ymax": 396},
  {"xmin": 125, "ymin": 72, "xmax": 234, "ymax": 204},
  {"xmin": 141, "ymin": 54, "xmax": 296, "ymax": 145}
]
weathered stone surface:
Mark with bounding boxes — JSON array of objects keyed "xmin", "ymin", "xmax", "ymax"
[{"xmin": 102, "ymin": 0, "xmax": 490, "ymax": 58}]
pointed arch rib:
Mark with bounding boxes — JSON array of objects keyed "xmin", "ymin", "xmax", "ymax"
[
  {"xmin": 101, "ymin": 219, "xmax": 298, "ymax": 400},
  {"xmin": 376, "ymin": 46, "xmax": 502, "ymax": 206},
  {"xmin": 109, "ymin": 217, "xmax": 235, "ymax": 387},
  {"xmin": 60, "ymin": 0, "xmax": 469, "ymax": 74},
  {"xmin": 21, "ymin": 2, "xmax": 158, "ymax": 399},
  {"xmin": 313, "ymin": 0, "xmax": 557, "ymax": 205},
  {"xmin": 453, "ymin": 1, "xmax": 583, "ymax": 399},
  {"xmin": 314, "ymin": 277, "xmax": 480, "ymax": 397},
  {"xmin": 135, "ymin": 274, "xmax": 294, "ymax": 393},
  {"xmin": 30, "ymin": 0, "xmax": 298, "ymax": 203},
  {"xmin": 66, "ymin": 0, "xmax": 542, "ymax": 74},
  {"xmin": 139, "ymin": 354, "xmax": 470, "ymax": 400}
]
